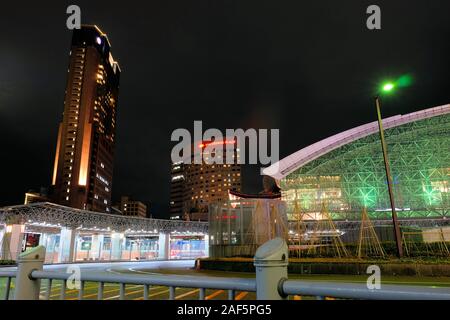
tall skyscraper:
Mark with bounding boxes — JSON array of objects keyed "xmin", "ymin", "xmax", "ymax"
[
  {"xmin": 169, "ymin": 162, "xmax": 185, "ymax": 219},
  {"xmin": 51, "ymin": 25, "xmax": 120, "ymax": 213},
  {"xmin": 169, "ymin": 140, "xmax": 242, "ymax": 221}
]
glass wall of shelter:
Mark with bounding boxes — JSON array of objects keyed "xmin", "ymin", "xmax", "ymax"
[{"xmin": 208, "ymin": 199, "xmax": 288, "ymax": 258}]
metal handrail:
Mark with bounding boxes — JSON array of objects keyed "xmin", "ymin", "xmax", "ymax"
[
  {"xmin": 3, "ymin": 240, "xmax": 450, "ymax": 300},
  {"xmin": 3, "ymin": 268, "xmax": 450, "ymax": 300},
  {"xmin": 0, "ymin": 271, "xmax": 17, "ymax": 278},
  {"xmin": 30, "ymin": 270, "xmax": 256, "ymax": 292},
  {"xmin": 0, "ymin": 270, "xmax": 17, "ymax": 300},
  {"xmin": 282, "ymin": 280, "xmax": 450, "ymax": 300}
]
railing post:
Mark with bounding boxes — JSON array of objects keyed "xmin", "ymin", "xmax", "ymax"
[
  {"xmin": 14, "ymin": 245, "xmax": 45, "ymax": 300},
  {"xmin": 254, "ymin": 238, "xmax": 288, "ymax": 300}
]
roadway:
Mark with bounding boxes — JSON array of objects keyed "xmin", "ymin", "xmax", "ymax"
[{"xmin": 1, "ymin": 259, "xmax": 194, "ymax": 273}]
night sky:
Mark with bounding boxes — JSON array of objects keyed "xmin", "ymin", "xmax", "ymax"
[{"xmin": 0, "ymin": 1, "xmax": 449, "ymax": 218}]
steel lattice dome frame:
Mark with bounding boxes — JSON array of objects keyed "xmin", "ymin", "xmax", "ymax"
[{"xmin": 263, "ymin": 104, "xmax": 450, "ymax": 220}]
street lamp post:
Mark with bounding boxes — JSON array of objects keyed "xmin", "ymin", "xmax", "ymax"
[{"xmin": 375, "ymin": 91, "xmax": 403, "ymax": 258}]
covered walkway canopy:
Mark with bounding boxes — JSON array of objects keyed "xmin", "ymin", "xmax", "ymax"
[{"xmin": 0, "ymin": 202, "xmax": 208, "ymax": 234}]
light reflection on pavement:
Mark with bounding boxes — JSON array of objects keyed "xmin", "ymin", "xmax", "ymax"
[{"xmin": 1, "ymin": 259, "xmax": 196, "ymax": 275}]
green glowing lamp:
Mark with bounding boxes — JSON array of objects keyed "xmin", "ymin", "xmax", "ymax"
[{"xmin": 382, "ymin": 82, "xmax": 395, "ymax": 92}]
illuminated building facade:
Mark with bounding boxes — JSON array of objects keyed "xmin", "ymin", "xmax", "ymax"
[
  {"xmin": 169, "ymin": 140, "xmax": 242, "ymax": 221},
  {"xmin": 118, "ymin": 196, "xmax": 148, "ymax": 218},
  {"xmin": 263, "ymin": 104, "xmax": 450, "ymax": 220},
  {"xmin": 51, "ymin": 25, "xmax": 120, "ymax": 213},
  {"xmin": 169, "ymin": 162, "xmax": 185, "ymax": 219},
  {"xmin": 24, "ymin": 188, "xmax": 49, "ymax": 205}
]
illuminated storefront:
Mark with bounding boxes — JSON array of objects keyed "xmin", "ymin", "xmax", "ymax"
[{"xmin": 169, "ymin": 235, "xmax": 207, "ymax": 259}]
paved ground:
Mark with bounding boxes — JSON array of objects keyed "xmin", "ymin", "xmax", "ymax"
[{"xmin": 1, "ymin": 260, "xmax": 450, "ymax": 300}]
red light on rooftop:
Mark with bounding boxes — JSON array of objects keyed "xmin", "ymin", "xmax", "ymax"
[{"xmin": 198, "ymin": 140, "xmax": 236, "ymax": 148}]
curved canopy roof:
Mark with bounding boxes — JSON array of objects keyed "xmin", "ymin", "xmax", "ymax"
[
  {"xmin": 262, "ymin": 103, "xmax": 450, "ymax": 180},
  {"xmin": 0, "ymin": 202, "xmax": 207, "ymax": 233}
]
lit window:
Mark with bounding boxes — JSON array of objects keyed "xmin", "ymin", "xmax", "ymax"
[
  {"xmin": 172, "ymin": 175, "xmax": 184, "ymax": 181},
  {"xmin": 96, "ymin": 173, "xmax": 109, "ymax": 186}
]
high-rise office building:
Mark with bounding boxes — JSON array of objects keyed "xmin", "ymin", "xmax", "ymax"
[
  {"xmin": 51, "ymin": 25, "xmax": 120, "ymax": 213},
  {"xmin": 169, "ymin": 162, "xmax": 185, "ymax": 219},
  {"xmin": 24, "ymin": 188, "xmax": 49, "ymax": 205},
  {"xmin": 169, "ymin": 140, "xmax": 242, "ymax": 221},
  {"xmin": 117, "ymin": 196, "xmax": 148, "ymax": 218}
]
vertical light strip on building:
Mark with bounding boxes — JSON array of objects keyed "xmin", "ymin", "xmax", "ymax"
[
  {"xmin": 78, "ymin": 123, "xmax": 92, "ymax": 186},
  {"xmin": 52, "ymin": 124, "xmax": 63, "ymax": 185}
]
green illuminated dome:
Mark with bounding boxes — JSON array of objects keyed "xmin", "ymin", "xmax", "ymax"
[{"xmin": 263, "ymin": 104, "xmax": 450, "ymax": 219}]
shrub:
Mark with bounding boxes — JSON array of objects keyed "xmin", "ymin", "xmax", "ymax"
[
  {"xmin": 288, "ymin": 241, "xmax": 450, "ymax": 259},
  {"xmin": 0, "ymin": 260, "xmax": 16, "ymax": 266}
]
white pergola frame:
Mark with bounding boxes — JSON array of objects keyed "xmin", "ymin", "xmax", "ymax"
[{"xmin": 0, "ymin": 202, "xmax": 208, "ymax": 234}]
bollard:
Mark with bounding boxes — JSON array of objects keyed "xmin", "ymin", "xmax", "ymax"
[
  {"xmin": 14, "ymin": 245, "xmax": 46, "ymax": 300},
  {"xmin": 254, "ymin": 237, "xmax": 288, "ymax": 300}
]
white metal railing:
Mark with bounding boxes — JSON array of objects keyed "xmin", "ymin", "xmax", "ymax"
[
  {"xmin": 0, "ymin": 270, "xmax": 15, "ymax": 300},
  {"xmin": 1, "ymin": 239, "xmax": 450, "ymax": 300},
  {"xmin": 281, "ymin": 280, "xmax": 450, "ymax": 300},
  {"xmin": 0, "ymin": 269, "xmax": 255, "ymax": 301},
  {"xmin": 32, "ymin": 271, "xmax": 255, "ymax": 300}
]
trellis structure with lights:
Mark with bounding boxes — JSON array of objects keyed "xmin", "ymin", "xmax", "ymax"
[
  {"xmin": 0, "ymin": 202, "xmax": 208, "ymax": 234},
  {"xmin": 263, "ymin": 104, "xmax": 450, "ymax": 220}
]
